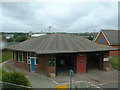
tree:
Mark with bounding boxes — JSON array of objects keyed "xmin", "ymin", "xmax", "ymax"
[
  {"xmin": 15, "ymin": 35, "xmax": 28, "ymax": 42},
  {"xmin": 5, "ymin": 38, "xmax": 14, "ymax": 42},
  {"xmin": 87, "ymin": 36, "xmax": 94, "ymax": 41}
]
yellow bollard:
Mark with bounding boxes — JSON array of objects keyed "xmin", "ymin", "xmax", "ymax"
[{"xmin": 56, "ymin": 84, "xmax": 68, "ymax": 90}]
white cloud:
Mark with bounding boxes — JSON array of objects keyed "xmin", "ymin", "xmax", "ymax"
[{"xmin": 1, "ymin": 2, "xmax": 118, "ymax": 33}]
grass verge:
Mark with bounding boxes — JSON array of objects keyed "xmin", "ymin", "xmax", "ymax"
[
  {"xmin": 0, "ymin": 51, "xmax": 13, "ymax": 63},
  {"xmin": 109, "ymin": 56, "xmax": 120, "ymax": 70},
  {"xmin": 0, "ymin": 68, "xmax": 2, "ymax": 81}
]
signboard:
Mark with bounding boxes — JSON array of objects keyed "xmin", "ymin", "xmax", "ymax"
[
  {"xmin": 80, "ymin": 60, "xmax": 84, "ymax": 64},
  {"xmin": 103, "ymin": 58, "xmax": 109, "ymax": 61}
]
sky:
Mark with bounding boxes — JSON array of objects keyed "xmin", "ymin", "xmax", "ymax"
[{"xmin": 0, "ymin": 1, "xmax": 119, "ymax": 33}]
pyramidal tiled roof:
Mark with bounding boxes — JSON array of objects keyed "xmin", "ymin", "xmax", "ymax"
[{"xmin": 6, "ymin": 34, "xmax": 116, "ymax": 54}]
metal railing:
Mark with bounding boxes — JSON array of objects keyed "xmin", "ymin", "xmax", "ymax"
[{"xmin": 0, "ymin": 81, "xmax": 32, "ymax": 89}]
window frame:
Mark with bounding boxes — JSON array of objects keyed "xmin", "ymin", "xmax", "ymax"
[
  {"xmin": 13, "ymin": 51, "xmax": 16, "ymax": 60},
  {"xmin": 27, "ymin": 53, "xmax": 31, "ymax": 64},
  {"xmin": 18, "ymin": 52, "xmax": 24, "ymax": 62},
  {"xmin": 35, "ymin": 54, "xmax": 38, "ymax": 65},
  {"xmin": 27, "ymin": 53, "xmax": 38, "ymax": 65},
  {"xmin": 48, "ymin": 58, "xmax": 56, "ymax": 66},
  {"xmin": 99, "ymin": 38, "xmax": 104, "ymax": 43}
]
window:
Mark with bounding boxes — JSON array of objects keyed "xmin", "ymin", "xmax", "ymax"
[
  {"xmin": 31, "ymin": 53, "xmax": 35, "ymax": 57},
  {"xmin": 13, "ymin": 51, "xmax": 16, "ymax": 60},
  {"xmin": 99, "ymin": 38, "xmax": 104, "ymax": 43},
  {"xmin": 18, "ymin": 52, "xmax": 23, "ymax": 62},
  {"xmin": 27, "ymin": 53, "xmax": 31, "ymax": 64},
  {"xmin": 48, "ymin": 58, "xmax": 56, "ymax": 66},
  {"xmin": 36, "ymin": 55, "xmax": 38, "ymax": 64},
  {"xmin": 27, "ymin": 53, "xmax": 38, "ymax": 64}
]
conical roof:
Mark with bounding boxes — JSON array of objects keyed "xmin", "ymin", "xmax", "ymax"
[{"xmin": 6, "ymin": 34, "xmax": 116, "ymax": 54}]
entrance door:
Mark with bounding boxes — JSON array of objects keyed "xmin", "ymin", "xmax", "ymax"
[
  {"xmin": 30, "ymin": 58, "xmax": 35, "ymax": 71},
  {"xmin": 76, "ymin": 54, "xmax": 86, "ymax": 74}
]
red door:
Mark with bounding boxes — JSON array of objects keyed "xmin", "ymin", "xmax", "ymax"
[{"xmin": 76, "ymin": 54, "xmax": 86, "ymax": 74}]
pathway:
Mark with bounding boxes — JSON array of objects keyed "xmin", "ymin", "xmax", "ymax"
[{"xmin": 2, "ymin": 60, "xmax": 119, "ymax": 88}]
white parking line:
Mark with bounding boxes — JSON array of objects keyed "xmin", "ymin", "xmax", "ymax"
[
  {"xmin": 98, "ymin": 82, "xmax": 118, "ymax": 88},
  {"xmin": 48, "ymin": 78, "xmax": 104, "ymax": 89},
  {"xmin": 82, "ymin": 81, "xmax": 103, "ymax": 89},
  {"xmin": 48, "ymin": 78, "xmax": 59, "ymax": 84},
  {"xmin": 99, "ymin": 83, "xmax": 107, "ymax": 86}
]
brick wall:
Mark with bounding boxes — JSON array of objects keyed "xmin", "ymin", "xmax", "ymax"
[
  {"xmin": 95, "ymin": 32, "xmax": 109, "ymax": 45},
  {"xmin": 95, "ymin": 32, "xmax": 120, "ymax": 57},
  {"xmin": 103, "ymin": 52, "xmax": 110, "ymax": 71},
  {"xmin": 14, "ymin": 51, "xmax": 30, "ymax": 72},
  {"xmin": 103, "ymin": 61, "xmax": 109, "ymax": 67},
  {"xmin": 109, "ymin": 51, "xmax": 120, "ymax": 57},
  {"xmin": 111, "ymin": 45, "xmax": 120, "ymax": 49},
  {"xmin": 109, "ymin": 45, "xmax": 120, "ymax": 57},
  {"xmin": 35, "ymin": 54, "xmax": 56, "ymax": 76},
  {"xmin": 14, "ymin": 51, "xmax": 110, "ymax": 76},
  {"xmin": 14, "ymin": 51, "xmax": 56, "ymax": 76}
]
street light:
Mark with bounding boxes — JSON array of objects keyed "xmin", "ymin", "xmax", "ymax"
[{"xmin": 49, "ymin": 26, "xmax": 52, "ymax": 34}]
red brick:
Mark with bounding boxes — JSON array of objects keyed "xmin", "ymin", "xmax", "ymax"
[
  {"xmin": 95, "ymin": 32, "xmax": 120, "ymax": 57},
  {"xmin": 95, "ymin": 32, "xmax": 109, "ymax": 45},
  {"xmin": 14, "ymin": 52, "xmax": 56, "ymax": 76}
]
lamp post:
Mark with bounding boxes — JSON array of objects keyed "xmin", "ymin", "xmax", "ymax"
[{"xmin": 49, "ymin": 26, "xmax": 52, "ymax": 34}]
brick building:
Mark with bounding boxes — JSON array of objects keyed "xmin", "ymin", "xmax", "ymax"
[
  {"xmin": 6, "ymin": 34, "xmax": 116, "ymax": 77},
  {"xmin": 94, "ymin": 30, "xmax": 120, "ymax": 57}
]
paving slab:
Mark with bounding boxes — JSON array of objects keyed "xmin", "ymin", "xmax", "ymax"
[
  {"xmin": 2, "ymin": 60, "xmax": 119, "ymax": 88},
  {"xmin": 51, "ymin": 70, "xmax": 118, "ymax": 88},
  {"xmin": 2, "ymin": 60, "xmax": 57, "ymax": 88}
]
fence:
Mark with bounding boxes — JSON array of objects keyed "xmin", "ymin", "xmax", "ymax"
[
  {"xmin": 0, "ymin": 81, "xmax": 32, "ymax": 89},
  {"xmin": 0, "ymin": 81, "xmax": 103, "ymax": 89}
]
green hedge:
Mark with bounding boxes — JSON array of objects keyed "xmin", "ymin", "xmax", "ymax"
[{"xmin": 2, "ymin": 71, "xmax": 31, "ymax": 87}]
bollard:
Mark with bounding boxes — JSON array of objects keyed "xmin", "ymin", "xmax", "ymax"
[
  {"xmin": 75, "ymin": 85, "xmax": 78, "ymax": 90},
  {"xmin": 70, "ymin": 70, "xmax": 74, "ymax": 90}
]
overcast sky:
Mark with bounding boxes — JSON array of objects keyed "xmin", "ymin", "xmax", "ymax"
[{"xmin": 0, "ymin": 1, "xmax": 118, "ymax": 33}]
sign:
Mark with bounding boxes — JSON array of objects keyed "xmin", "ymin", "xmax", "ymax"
[
  {"xmin": 103, "ymin": 58, "xmax": 109, "ymax": 61},
  {"xmin": 80, "ymin": 60, "xmax": 84, "ymax": 64},
  {"xmin": 56, "ymin": 84, "xmax": 68, "ymax": 90}
]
